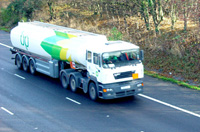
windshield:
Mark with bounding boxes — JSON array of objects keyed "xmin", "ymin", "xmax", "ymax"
[{"xmin": 102, "ymin": 49, "xmax": 139, "ymax": 68}]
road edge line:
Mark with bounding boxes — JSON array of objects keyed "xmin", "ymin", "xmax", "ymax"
[
  {"xmin": 0, "ymin": 42, "xmax": 13, "ymax": 49},
  {"xmin": 1, "ymin": 107, "xmax": 14, "ymax": 115},
  {"xmin": 14, "ymin": 74, "xmax": 25, "ymax": 80},
  {"xmin": 138, "ymin": 94, "xmax": 200, "ymax": 118},
  {"xmin": 66, "ymin": 97, "xmax": 81, "ymax": 105}
]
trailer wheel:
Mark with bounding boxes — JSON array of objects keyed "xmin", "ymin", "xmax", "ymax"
[
  {"xmin": 15, "ymin": 54, "xmax": 22, "ymax": 69},
  {"xmin": 61, "ymin": 72, "xmax": 68, "ymax": 89},
  {"xmin": 29, "ymin": 59, "xmax": 36, "ymax": 75},
  {"xmin": 89, "ymin": 82, "xmax": 98, "ymax": 101},
  {"xmin": 22, "ymin": 56, "xmax": 29, "ymax": 72},
  {"xmin": 70, "ymin": 75, "xmax": 77, "ymax": 92}
]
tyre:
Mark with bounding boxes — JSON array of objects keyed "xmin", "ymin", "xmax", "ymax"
[
  {"xmin": 89, "ymin": 82, "xmax": 98, "ymax": 101},
  {"xmin": 29, "ymin": 59, "xmax": 36, "ymax": 75},
  {"xmin": 61, "ymin": 72, "xmax": 68, "ymax": 89},
  {"xmin": 22, "ymin": 56, "xmax": 29, "ymax": 72},
  {"xmin": 70, "ymin": 75, "xmax": 77, "ymax": 92},
  {"xmin": 15, "ymin": 54, "xmax": 22, "ymax": 69}
]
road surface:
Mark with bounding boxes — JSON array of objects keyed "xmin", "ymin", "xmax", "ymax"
[{"xmin": 1, "ymin": 30, "xmax": 200, "ymax": 132}]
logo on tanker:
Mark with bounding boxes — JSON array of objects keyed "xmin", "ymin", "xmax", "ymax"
[{"xmin": 20, "ymin": 32, "xmax": 29, "ymax": 50}]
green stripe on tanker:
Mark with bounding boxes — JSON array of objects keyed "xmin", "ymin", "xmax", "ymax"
[
  {"xmin": 40, "ymin": 41, "xmax": 61, "ymax": 60},
  {"xmin": 41, "ymin": 31, "xmax": 77, "ymax": 61},
  {"xmin": 41, "ymin": 41, "xmax": 53, "ymax": 55},
  {"xmin": 52, "ymin": 45, "xmax": 62, "ymax": 60},
  {"xmin": 55, "ymin": 31, "xmax": 77, "ymax": 39}
]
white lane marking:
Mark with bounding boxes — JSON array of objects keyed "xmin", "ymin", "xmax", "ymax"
[
  {"xmin": 138, "ymin": 94, "xmax": 200, "ymax": 118},
  {"xmin": 66, "ymin": 97, "xmax": 81, "ymax": 105},
  {"xmin": 0, "ymin": 42, "xmax": 13, "ymax": 49},
  {"xmin": 1, "ymin": 107, "xmax": 14, "ymax": 115},
  {"xmin": 14, "ymin": 74, "xmax": 25, "ymax": 80}
]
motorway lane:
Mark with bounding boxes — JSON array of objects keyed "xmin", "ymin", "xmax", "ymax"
[{"xmin": 1, "ymin": 30, "xmax": 200, "ymax": 132}]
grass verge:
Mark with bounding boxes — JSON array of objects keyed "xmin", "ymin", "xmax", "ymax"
[
  {"xmin": 0, "ymin": 26, "xmax": 10, "ymax": 32},
  {"xmin": 144, "ymin": 70, "xmax": 200, "ymax": 90}
]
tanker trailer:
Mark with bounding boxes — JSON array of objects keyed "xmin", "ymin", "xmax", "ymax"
[{"xmin": 10, "ymin": 21, "xmax": 144, "ymax": 100}]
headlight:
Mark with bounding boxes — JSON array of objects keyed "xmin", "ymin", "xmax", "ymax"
[
  {"xmin": 137, "ymin": 83, "xmax": 144, "ymax": 87},
  {"xmin": 103, "ymin": 88, "xmax": 113, "ymax": 92}
]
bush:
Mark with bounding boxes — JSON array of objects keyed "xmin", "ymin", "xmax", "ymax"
[
  {"xmin": 108, "ymin": 27, "xmax": 123, "ymax": 41},
  {"xmin": 0, "ymin": 8, "xmax": 12, "ymax": 26},
  {"xmin": 0, "ymin": 0, "xmax": 44, "ymax": 27}
]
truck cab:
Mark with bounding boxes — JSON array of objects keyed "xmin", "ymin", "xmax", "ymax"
[{"xmin": 86, "ymin": 41, "xmax": 144, "ymax": 99}]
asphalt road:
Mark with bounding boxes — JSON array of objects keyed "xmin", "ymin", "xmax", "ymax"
[{"xmin": 1, "ymin": 30, "xmax": 200, "ymax": 132}]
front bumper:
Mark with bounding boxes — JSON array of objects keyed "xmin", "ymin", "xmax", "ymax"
[{"xmin": 98, "ymin": 80, "xmax": 143, "ymax": 99}]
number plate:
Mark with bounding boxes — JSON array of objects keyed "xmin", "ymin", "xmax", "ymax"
[{"xmin": 121, "ymin": 85, "xmax": 131, "ymax": 90}]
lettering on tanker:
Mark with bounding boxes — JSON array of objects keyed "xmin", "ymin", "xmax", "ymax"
[{"xmin": 20, "ymin": 32, "xmax": 29, "ymax": 50}]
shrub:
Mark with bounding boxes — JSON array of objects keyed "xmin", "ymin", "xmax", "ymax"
[
  {"xmin": 108, "ymin": 27, "xmax": 123, "ymax": 41},
  {"xmin": 0, "ymin": 0, "xmax": 44, "ymax": 27}
]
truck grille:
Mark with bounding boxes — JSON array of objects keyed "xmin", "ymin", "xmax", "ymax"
[
  {"xmin": 113, "ymin": 71, "xmax": 134, "ymax": 79},
  {"xmin": 116, "ymin": 90, "xmax": 135, "ymax": 97}
]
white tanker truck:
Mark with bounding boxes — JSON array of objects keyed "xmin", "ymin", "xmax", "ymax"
[{"xmin": 10, "ymin": 21, "xmax": 144, "ymax": 100}]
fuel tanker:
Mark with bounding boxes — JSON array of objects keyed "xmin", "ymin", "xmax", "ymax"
[{"xmin": 10, "ymin": 21, "xmax": 144, "ymax": 100}]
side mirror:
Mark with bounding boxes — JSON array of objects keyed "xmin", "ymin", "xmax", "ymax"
[{"xmin": 140, "ymin": 50, "xmax": 144, "ymax": 61}]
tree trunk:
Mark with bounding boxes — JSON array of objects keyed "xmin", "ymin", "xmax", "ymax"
[
  {"xmin": 183, "ymin": 1, "xmax": 188, "ymax": 31},
  {"xmin": 48, "ymin": 2, "xmax": 54, "ymax": 20},
  {"xmin": 139, "ymin": 0, "xmax": 150, "ymax": 31},
  {"xmin": 183, "ymin": 4, "xmax": 187, "ymax": 31},
  {"xmin": 171, "ymin": 1, "xmax": 177, "ymax": 30}
]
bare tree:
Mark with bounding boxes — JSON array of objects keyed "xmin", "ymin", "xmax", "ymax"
[{"xmin": 170, "ymin": 0, "xmax": 177, "ymax": 29}]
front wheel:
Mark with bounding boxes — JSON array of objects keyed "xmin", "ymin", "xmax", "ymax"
[{"xmin": 89, "ymin": 82, "xmax": 98, "ymax": 101}]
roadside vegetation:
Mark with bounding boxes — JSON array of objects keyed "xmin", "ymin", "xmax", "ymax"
[{"xmin": 0, "ymin": 0, "xmax": 199, "ymax": 88}]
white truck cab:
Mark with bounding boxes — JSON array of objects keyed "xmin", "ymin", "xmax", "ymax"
[{"xmin": 85, "ymin": 41, "xmax": 144, "ymax": 99}]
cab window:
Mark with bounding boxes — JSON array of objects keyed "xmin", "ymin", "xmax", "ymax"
[
  {"xmin": 93, "ymin": 53, "xmax": 100, "ymax": 67},
  {"xmin": 87, "ymin": 51, "xmax": 92, "ymax": 62}
]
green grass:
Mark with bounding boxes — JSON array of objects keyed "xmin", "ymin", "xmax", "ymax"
[
  {"xmin": 0, "ymin": 26, "xmax": 10, "ymax": 32},
  {"xmin": 144, "ymin": 70, "xmax": 200, "ymax": 90}
]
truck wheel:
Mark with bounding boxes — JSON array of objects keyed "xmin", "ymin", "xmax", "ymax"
[
  {"xmin": 70, "ymin": 75, "xmax": 77, "ymax": 92},
  {"xmin": 29, "ymin": 59, "xmax": 36, "ymax": 75},
  {"xmin": 15, "ymin": 54, "xmax": 22, "ymax": 69},
  {"xmin": 61, "ymin": 72, "xmax": 68, "ymax": 89},
  {"xmin": 22, "ymin": 56, "xmax": 29, "ymax": 72},
  {"xmin": 89, "ymin": 82, "xmax": 98, "ymax": 101}
]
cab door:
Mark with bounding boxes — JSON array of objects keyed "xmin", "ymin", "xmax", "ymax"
[
  {"xmin": 86, "ymin": 51, "xmax": 101, "ymax": 78},
  {"xmin": 92, "ymin": 52, "xmax": 101, "ymax": 78}
]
